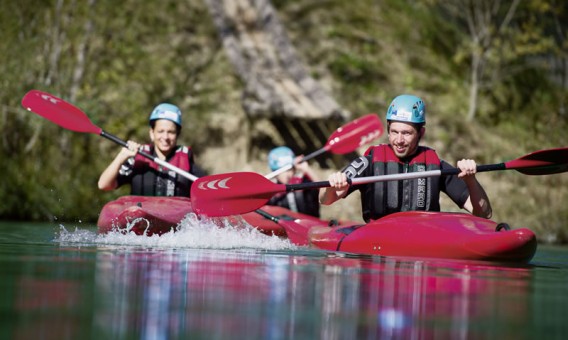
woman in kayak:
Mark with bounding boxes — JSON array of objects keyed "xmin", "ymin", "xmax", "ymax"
[
  {"xmin": 266, "ymin": 146, "xmax": 321, "ymax": 218},
  {"xmin": 319, "ymin": 94, "xmax": 492, "ymax": 222},
  {"xmin": 98, "ymin": 103, "xmax": 205, "ymax": 196}
]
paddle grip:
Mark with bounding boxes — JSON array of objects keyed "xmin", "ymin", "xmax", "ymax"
[
  {"xmin": 439, "ymin": 163, "xmax": 506, "ymax": 176},
  {"xmin": 476, "ymin": 163, "xmax": 507, "ymax": 172},
  {"xmin": 101, "ymin": 130, "xmax": 156, "ymax": 160},
  {"xmin": 302, "ymin": 148, "xmax": 327, "ymax": 162},
  {"xmin": 100, "ymin": 131, "xmax": 128, "ymax": 148},
  {"xmin": 287, "ymin": 180, "xmax": 331, "ymax": 192}
]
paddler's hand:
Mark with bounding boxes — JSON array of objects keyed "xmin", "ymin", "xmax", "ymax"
[
  {"xmin": 293, "ymin": 155, "xmax": 309, "ymax": 173},
  {"xmin": 457, "ymin": 158, "xmax": 492, "ymax": 218},
  {"xmin": 328, "ymin": 171, "xmax": 350, "ymax": 191},
  {"xmin": 120, "ymin": 141, "xmax": 141, "ymax": 159},
  {"xmin": 99, "ymin": 140, "xmax": 142, "ymax": 191},
  {"xmin": 293, "ymin": 155, "xmax": 319, "ymax": 181},
  {"xmin": 456, "ymin": 159, "xmax": 477, "ymax": 182},
  {"xmin": 319, "ymin": 171, "xmax": 349, "ymax": 205}
]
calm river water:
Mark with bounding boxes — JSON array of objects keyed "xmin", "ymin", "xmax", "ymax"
[{"xmin": 1, "ymin": 218, "xmax": 567, "ymax": 339}]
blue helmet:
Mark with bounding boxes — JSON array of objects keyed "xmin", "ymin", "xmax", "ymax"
[
  {"xmin": 386, "ymin": 94, "xmax": 426, "ymax": 124},
  {"xmin": 268, "ymin": 146, "xmax": 295, "ymax": 171},
  {"xmin": 149, "ymin": 103, "xmax": 182, "ymax": 127}
]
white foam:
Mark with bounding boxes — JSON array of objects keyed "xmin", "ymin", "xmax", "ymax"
[{"xmin": 55, "ymin": 212, "xmax": 295, "ymax": 251}]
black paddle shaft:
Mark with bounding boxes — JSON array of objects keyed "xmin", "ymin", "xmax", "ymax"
[
  {"xmin": 441, "ymin": 164, "xmax": 507, "ymax": 176},
  {"xmin": 100, "ymin": 130, "xmax": 156, "ymax": 161}
]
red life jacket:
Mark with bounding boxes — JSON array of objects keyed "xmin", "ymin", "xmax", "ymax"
[
  {"xmin": 129, "ymin": 145, "xmax": 193, "ymax": 196},
  {"xmin": 361, "ymin": 144, "xmax": 441, "ymax": 221}
]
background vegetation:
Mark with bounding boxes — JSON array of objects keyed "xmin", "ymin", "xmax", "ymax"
[{"xmin": 0, "ymin": 0, "xmax": 566, "ymax": 243}]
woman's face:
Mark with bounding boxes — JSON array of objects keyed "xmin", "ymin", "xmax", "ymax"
[{"xmin": 149, "ymin": 119, "xmax": 178, "ymax": 156}]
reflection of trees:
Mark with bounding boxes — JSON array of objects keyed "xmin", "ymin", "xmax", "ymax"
[{"xmin": 11, "ymin": 251, "xmax": 97, "ymax": 339}]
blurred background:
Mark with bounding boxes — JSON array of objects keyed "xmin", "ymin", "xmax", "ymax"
[{"xmin": 0, "ymin": 0, "xmax": 566, "ymax": 242}]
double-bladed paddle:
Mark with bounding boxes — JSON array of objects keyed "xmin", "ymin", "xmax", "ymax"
[
  {"xmin": 264, "ymin": 114, "xmax": 383, "ymax": 179},
  {"xmin": 21, "ymin": 90, "xmax": 200, "ymax": 182},
  {"xmin": 191, "ymin": 147, "xmax": 568, "ymax": 217}
]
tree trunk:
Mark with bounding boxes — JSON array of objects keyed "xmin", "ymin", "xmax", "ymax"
[{"xmin": 467, "ymin": 47, "xmax": 481, "ymax": 121}]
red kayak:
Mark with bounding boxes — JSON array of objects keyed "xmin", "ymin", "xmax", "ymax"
[
  {"xmin": 96, "ymin": 195, "xmax": 340, "ymax": 236},
  {"xmin": 97, "ymin": 196, "xmax": 193, "ymax": 235},
  {"xmin": 290, "ymin": 211, "xmax": 537, "ymax": 263},
  {"xmin": 97, "ymin": 196, "xmax": 537, "ymax": 262}
]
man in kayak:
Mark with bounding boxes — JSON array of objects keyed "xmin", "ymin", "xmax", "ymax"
[
  {"xmin": 98, "ymin": 103, "xmax": 205, "ymax": 196},
  {"xmin": 266, "ymin": 146, "xmax": 321, "ymax": 217},
  {"xmin": 319, "ymin": 94, "xmax": 492, "ymax": 221}
]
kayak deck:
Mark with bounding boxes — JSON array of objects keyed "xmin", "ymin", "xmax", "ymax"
[{"xmin": 308, "ymin": 211, "xmax": 537, "ymax": 263}]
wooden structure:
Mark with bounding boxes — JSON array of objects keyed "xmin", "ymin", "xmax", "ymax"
[{"xmin": 204, "ymin": 0, "xmax": 351, "ymax": 166}]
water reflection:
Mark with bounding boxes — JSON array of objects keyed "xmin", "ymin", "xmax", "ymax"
[
  {"xmin": 92, "ymin": 249, "xmax": 532, "ymax": 339},
  {"xmin": 93, "ymin": 250, "xmax": 272, "ymax": 338},
  {"xmin": 3, "ymin": 221, "xmax": 566, "ymax": 339},
  {"xmin": 7, "ymin": 245, "xmax": 96, "ymax": 340}
]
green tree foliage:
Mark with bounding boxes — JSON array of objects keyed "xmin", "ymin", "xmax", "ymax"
[
  {"xmin": 0, "ymin": 0, "xmax": 230, "ymax": 221},
  {"xmin": 425, "ymin": 0, "xmax": 560, "ymax": 124}
]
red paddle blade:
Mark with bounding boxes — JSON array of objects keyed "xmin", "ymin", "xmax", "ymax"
[
  {"xmin": 506, "ymin": 147, "xmax": 568, "ymax": 175},
  {"xmin": 325, "ymin": 114, "xmax": 384, "ymax": 154},
  {"xmin": 21, "ymin": 90, "xmax": 102, "ymax": 135},
  {"xmin": 191, "ymin": 172, "xmax": 286, "ymax": 217}
]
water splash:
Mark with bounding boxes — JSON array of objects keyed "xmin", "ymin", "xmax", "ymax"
[{"xmin": 55, "ymin": 213, "xmax": 295, "ymax": 251}]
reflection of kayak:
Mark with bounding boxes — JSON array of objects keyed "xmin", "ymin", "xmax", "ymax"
[
  {"xmin": 297, "ymin": 211, "xmax": 537, "ymax": 263},
  {"xmin": 96, "ymin": 195, "xmax": 344, "ymax": 236}
]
